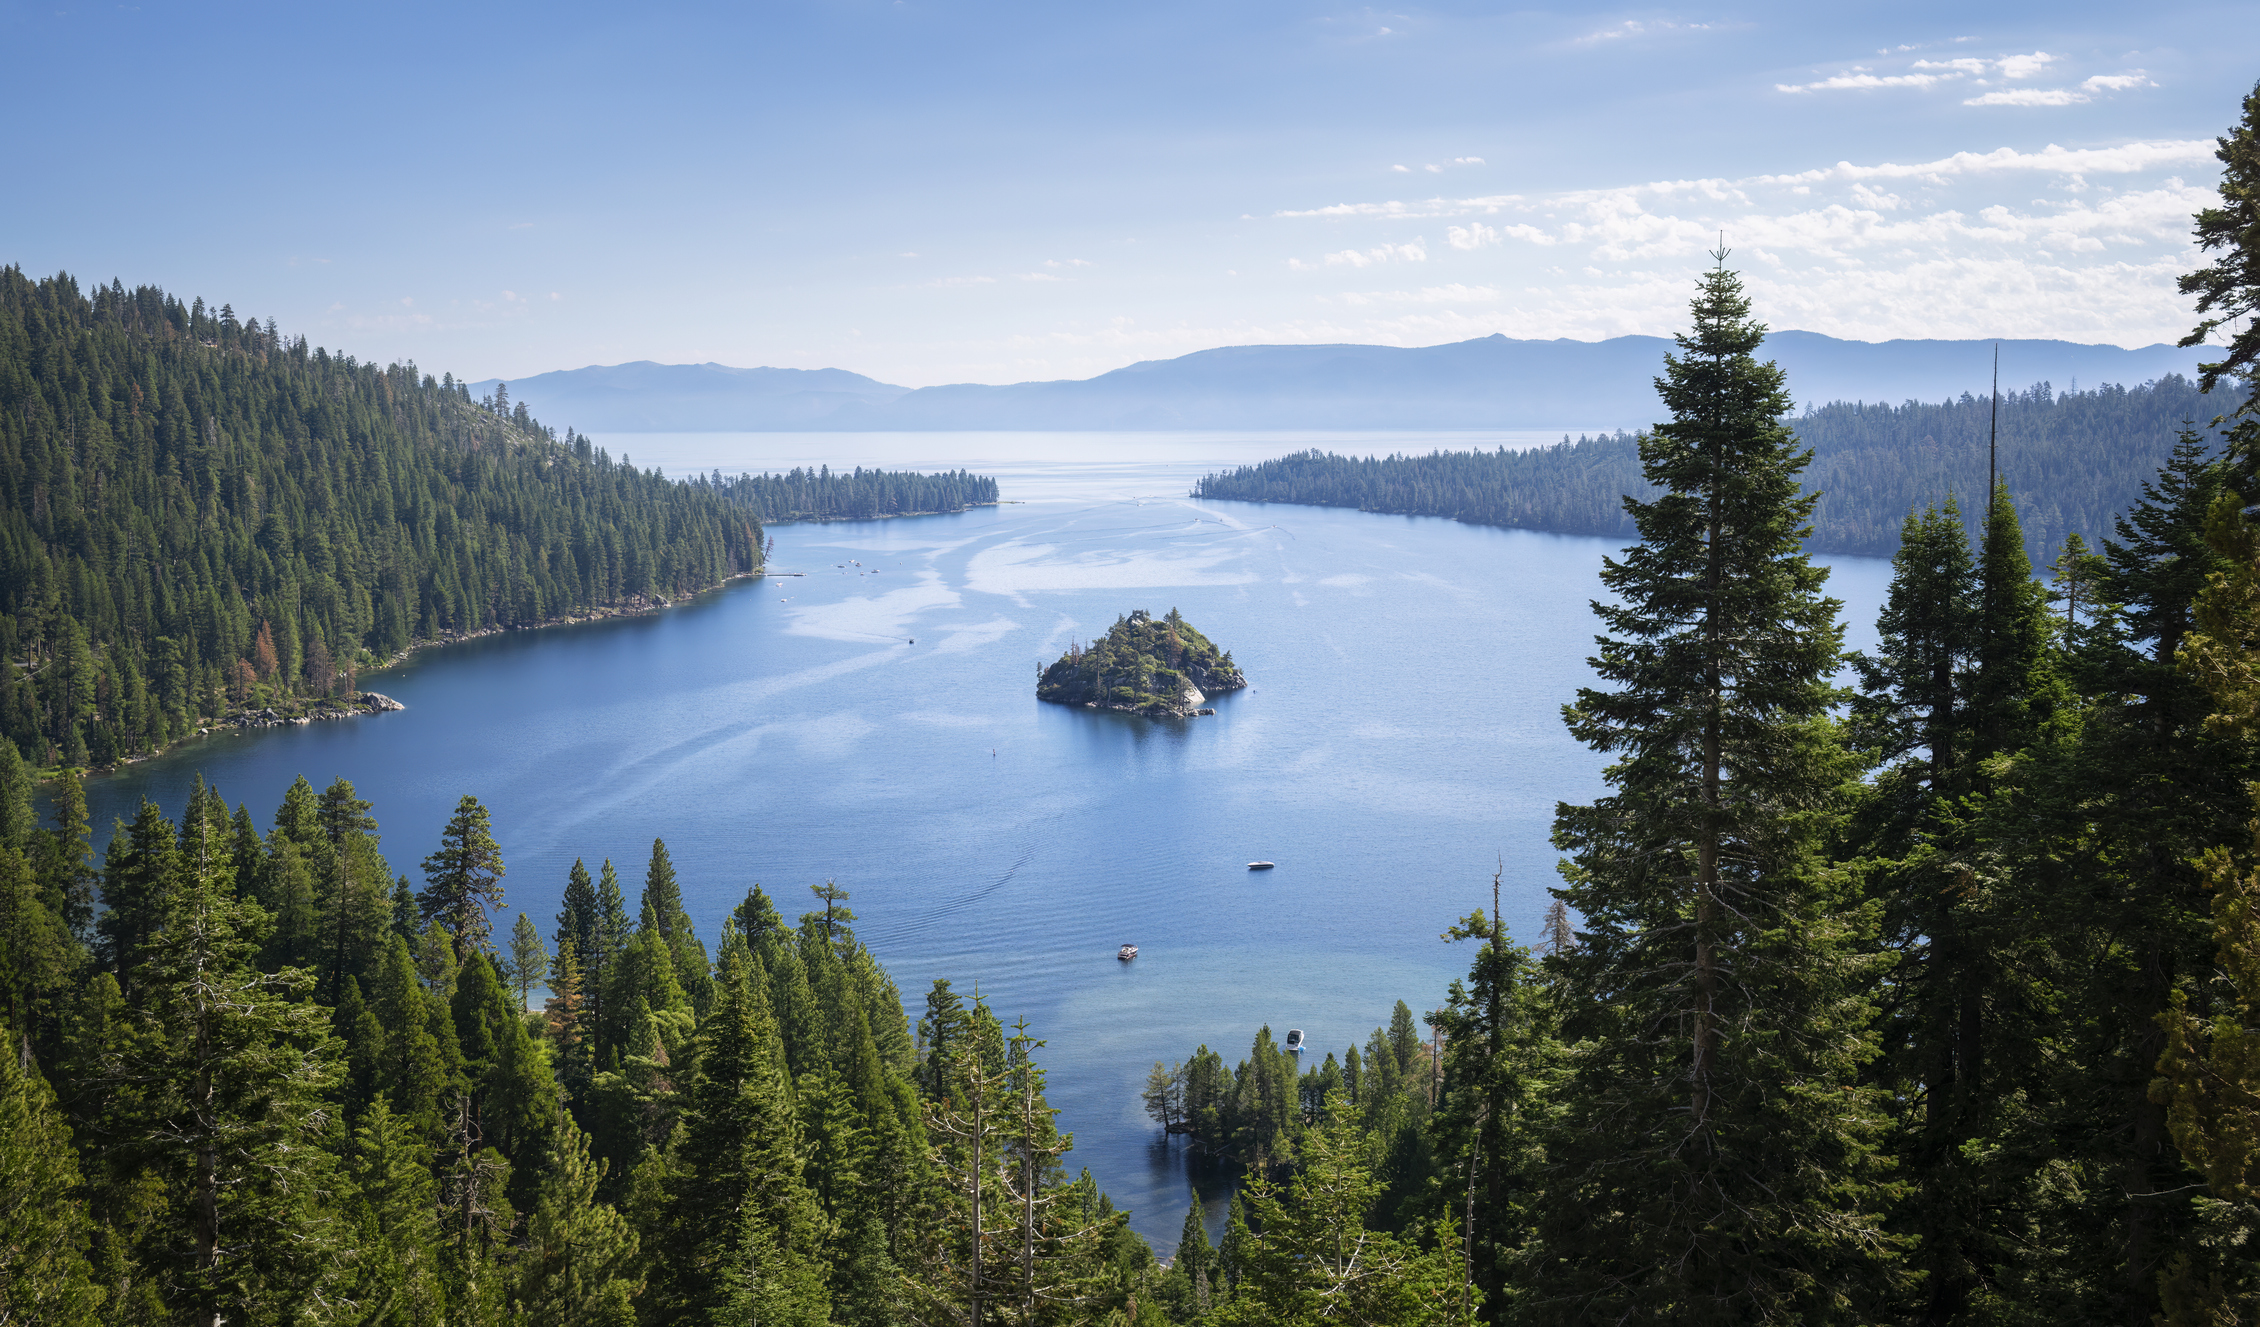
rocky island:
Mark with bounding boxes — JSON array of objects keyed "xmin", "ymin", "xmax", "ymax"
[{"xmin": 1038, "ymin": 608, "xmax": 1245, "ymax": 717}]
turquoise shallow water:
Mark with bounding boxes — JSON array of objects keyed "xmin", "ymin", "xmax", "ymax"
[{"xmin": 73, "ymin": 432, "xmax": 1893, "ymax": 1250}]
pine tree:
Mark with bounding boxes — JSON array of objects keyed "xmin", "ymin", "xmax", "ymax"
[
  {"xmin": 1434, "ymin": 876, "xmax": 1562, "ymax": 1319},
  {"xmin": 0, "ymin": 1042, "xmax": 104, "ymax": 1323},
  {"xmin": 1534, "ymin": 257, "xmax": 1898, "ymax": 1320},
  {"xmin": 108, "ymin": 795, "xmax": 346, "ymax": 1325},
  {"xmin": 515, "ymin": 1109, "xmax": 641, "ymax": 1326},
  {"xmin": 315, "ymin": 777, "xmax": 381, "ymax": 1003},
  {"xmin": 1212, "ymin": 1093, "xmax": 1468, "ymax": 1326},
  {"xmin": 1176, "ymin": 1198, "xmax": 1214, "ymax": 1316},
  {"xmin": 811, "ymin": 877, "xmax": 858, "ymax": 951},
  {"xmin": 653, "ymin": 943, "xmax": 828, "ymax": 1323},
  {"xmin": 545, "ymin": 938, "xmax": 594, "ymax": 1103},
  {"xmin": 510, "ymin": 910, "xmax": 547, "ymax": 1011},
  {"xmin": 2180, "ymin": 78, "xmax": 2260, "ymax": 405},
  {"xmin": 339, "ymin": 1093, "xmax": 448, "ymax": 1323},
  {"xmin": 419, "ymin": 794, "xmax": 506, "ymax": 957},
  {"xmin": 641, "ymin": 838, "xmax": 711, "ymax": 1015},
  {"xmin": 2032, "ymin": 430, "xmax": 2244, "ymax": 1312}
]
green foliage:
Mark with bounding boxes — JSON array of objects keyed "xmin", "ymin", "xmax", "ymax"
[
  {"xmin": 0, "ymin": 268, "xmax": 761, "ymax": 769},
  {"xmin": 1193, "ymin": 374, "xmax": 2212, "ymax": 566},
  {"xmin": 0, "ymin": 1044, "xmax": 103, "ymax": 1324},
  {"xmin": 1038, "ymin": 608, "xmax": 1245, "ymax": 715},
  {"xmin": 420, "ymin": 794, "xmax": 506, "ymax": 956},
  {"xmin": 699, "ymin": 464, "xmax": 999, "ymax": 522},
  {"xmin": 1212, "ymin": 1094, "xmax": 1472, "ymax": 1327},
  {"xmin": 2180, "ymin": 78, "xmax": 2260, "ymax": 405}
]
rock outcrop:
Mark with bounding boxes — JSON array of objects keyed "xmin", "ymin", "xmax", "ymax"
[{"xmin": 1037, "ymin": 608, "xmax": 1246, "ymax": 718}]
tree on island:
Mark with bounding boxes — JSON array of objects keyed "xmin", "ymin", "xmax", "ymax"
[{"xmin": 1038, "ymin": 608, "xmax": 1245, "ymax": 716}]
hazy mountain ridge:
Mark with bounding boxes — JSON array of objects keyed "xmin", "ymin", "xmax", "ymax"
[{"xmin": 472, "ymin": 332, "xmax": 2212, "ymax": 433}]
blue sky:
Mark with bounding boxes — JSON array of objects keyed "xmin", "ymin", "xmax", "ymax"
[{"xmin": 4, "ymin": 1, "xmax": 2253, "ymax": 385}]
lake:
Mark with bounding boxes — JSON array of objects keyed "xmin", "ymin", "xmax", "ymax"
[{"xmin": 73, "ymin": 430, "xmax": 1893, "ymax": 1250}]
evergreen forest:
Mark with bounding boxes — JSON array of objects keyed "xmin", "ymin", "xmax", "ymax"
[
  {"xmin": 696, "ymin": 467, "xmax": 1000, "ymax": 524},
  {"xmin": 14, "ymin": 71, "xmax": 2260, "ymax": 1327},
  {"xmin": 1193, "ymin": 372, "xmax": 2211, "ymax": 565},
  {"xmin": 0, "ymin": 269, "xmax": 764, "ymax": 769},
  {"xmin": 1037, "ymin": 609, "xmax": 1244, "ymax": 716}
]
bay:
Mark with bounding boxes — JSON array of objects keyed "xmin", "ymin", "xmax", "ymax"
[{"xmin": 73, "ymin": 430, "xmax": 1894, "ymax": 1250}]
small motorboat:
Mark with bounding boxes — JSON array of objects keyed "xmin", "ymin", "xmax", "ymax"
[
  {"xmin": 1247, "ymin": 861, "xmax": 1275, "ymax": 870},
  {"xmin": 1284, "ymin": 1029, "xmax": 1305, "ymax": 1053},
  {"xmin": 1117, "ymin": 944, "xmax": 1138, "ymax": 961}
]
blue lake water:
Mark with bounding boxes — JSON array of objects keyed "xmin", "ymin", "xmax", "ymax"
[{"xmin": 74, "ymin": 431, "xmax": 1893, "ymax": 1250}]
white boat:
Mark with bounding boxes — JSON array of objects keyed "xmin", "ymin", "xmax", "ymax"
[
  {"xmin": 1248, "ymin": 861, "xmax": 1275, "ymax": 870},
  {"xmin": 1118, "ymin": 944, "xmax": 1138, "ymax": 961},
  {"xmin": 1284, "ymin": 1028, "xmax": 1305, "ymax": 1052}
]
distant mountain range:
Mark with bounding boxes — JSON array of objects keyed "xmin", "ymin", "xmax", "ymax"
[{"xmin": 469, "ymin": 332, "xmax": 2213, "ymax": 434}]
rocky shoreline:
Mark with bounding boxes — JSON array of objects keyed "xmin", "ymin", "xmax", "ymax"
[{"xmin": 83, "ymin": 574, "xmax": 761, "ymax": 776}]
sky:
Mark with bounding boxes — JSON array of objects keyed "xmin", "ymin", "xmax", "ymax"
[{"xmin": 3, "ymin": 1, "xmax": 2253, "ymax": 387}]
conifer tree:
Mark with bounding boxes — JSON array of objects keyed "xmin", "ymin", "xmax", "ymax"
[
  {"xmin": 1212, "ymin": 1093, "xmax": 1468, "ymax": 1326},
  {"xmin": 510, "ymin": 910, "xmax": 547, "ymax": 1011},
  {"xmin": 2034, "ymin": 431, "xmax": 2244, "ymax": 1309},
  {"xmin": 1433, "ymin": 883, "xmax": 1561, "ymax": 1318},
  {"xmin": 1535, "ymin": 256, "xmax": 1898, "ymax": 1320},
  {"xmin": 107, "ymin": 795, "xmax": 346, "ymax": 1324},
  {"xmin": 315, "ymin": 777, "xmax": 384, "ymax": 1002},
  {"xmin": 339, "ymin": 1093, "xmax": 448, "ymax": 1322},
  {"xmin": 516, "ymin": 1110, "xmax": 641, "ymax": 1326},
  {"xmin": 2180, "ymin": 78, "xmax": 2260, "ymax": 404},
  {"xmin": 545, "ymin": 938, "xmax": 594, "ymax": 1104},
  {"xmin": 0, "ymin": 1042, "xmax": 104, "ymax": 1323},
  {"xmin": 653, "ymin": 942, "xmax": 827, "ymax": 1322},
  {"xmin": 420, "ymin": 794, "xmax": 506, "ymax": 957}
]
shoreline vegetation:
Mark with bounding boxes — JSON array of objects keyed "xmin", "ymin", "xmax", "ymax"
[
  {"xmin": 0, "ymin": 268, "xmax": 1006, "ymax": 778},
  {"xmin": 1191, "ymin": 372, "xmax": 2213, "ymax": 565},
  {"xmin": 696, "ymin": 465, "xmax": 1000, "ymax": 524},
  {"xmin": 1037, "ymin": 607, "xmax": 1245, "ymax": 717}
]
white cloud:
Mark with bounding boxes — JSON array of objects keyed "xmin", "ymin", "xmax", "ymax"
[
  {"xmin": 1573, "ymin": 18, "xmax": 1708, "ymax": 45},
  {"xmin": 2083, "ymin": 73, "xmax": 2156, "ymax": 92},
  {"xmin": 929, "ymin": 275, "xmax": 998, "ymax": 287},
  {"xmin": 1044, "ymin": 258, "xmax": 1095, "ymax": 268},
  {"xmin": 1290, "ymin": 241, "xmax": 1429, "ymax": 270},
  {"xmin": 1448, "ymin": 222, "xmax": 1553, "ymax": 249},
  {"xmin": 1778, "ymin": 71, "xmax": 1947, "ymax": 93},
  {"xmin": 1453, "ymin": 157, "xmax": 1485, "ymax": 166},
  {"xmin": 1964, "ymin": 88, "xmax": 2088, "ymax": 107},
  {"xmin": 1424, "ymin": 164, "xmax": 1442, "ymax": 173},
  {"xmin": 1391, "ymin": 164, "xmax": 1411, "ymax": 173},
  {"xmin": 1996, "ymin": 51, "xmax": 2056, "ymax": 79},
  {"xmin": 1259, "ymin": 140, "xmax": 2219, "ymax": 351},
  {"xmin": 1912, "ymin": 57, "xmax": 1987, "ymax": 74}
]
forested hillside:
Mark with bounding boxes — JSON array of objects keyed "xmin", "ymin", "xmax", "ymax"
[
  {"xmin": 697, "ymin": 465, "xmax": 999, "ymax": 522},
  {"xmin": 1135, "ymin": 261, "xmax": 2260, "ymax": 1322},
  {"xmin": 1193, "ymin": 373, "xmax": 2212, "ymax": 564},
  {"xmin": 0, "ymin": 269, "xmax": 763, "ymax": 768},
  {"xmin": 0, "ymin": 768, "xmax": 1186, "ymax": 1324}
]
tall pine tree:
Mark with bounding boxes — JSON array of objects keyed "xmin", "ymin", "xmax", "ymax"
[{"xmin": 1533, "ymin": 256, "xmax": 1898, "ymax": 1321}]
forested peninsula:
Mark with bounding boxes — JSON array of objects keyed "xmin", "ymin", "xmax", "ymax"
[
  {"xmin": 1193, "ymin": 372, "xmax": 2210, "ymax": 565},
  {"xmin": 697, "ymin": 465, "xmax": 999, "ymax": 523},
  {"xmin": 1038, "ymin": 608, "xmax": 1244, "ymax": 716},
  {"xmin": 0, "ymin": 269, "xmax": 763, "ymax": 769}
]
